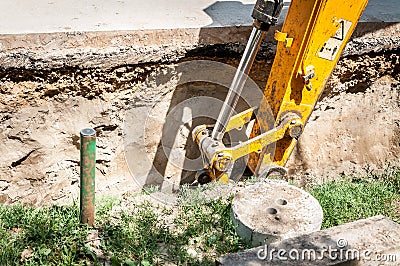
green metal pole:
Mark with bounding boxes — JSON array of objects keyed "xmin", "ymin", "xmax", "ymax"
[{"xmin": 80, "ymin": 128, "xmax": 96, "ymax": 226}]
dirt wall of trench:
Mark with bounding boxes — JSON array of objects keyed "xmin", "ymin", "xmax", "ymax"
[{"xmin": 0, "ymin": 48, "xmax": 399, "ymax": 205}]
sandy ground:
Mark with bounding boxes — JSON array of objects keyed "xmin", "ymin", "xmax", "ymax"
[{"xmin": 0, "ymin": 49, "xmax": 399, "ymax": 205}]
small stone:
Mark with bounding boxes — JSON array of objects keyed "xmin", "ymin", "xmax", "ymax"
[
  {"xmin": 187, "ymin": 248, "xmax": 197, "ymax": 258},
  {"xmin": 20, "ymin": 246, "xmax": 33, "ymax": 262}
]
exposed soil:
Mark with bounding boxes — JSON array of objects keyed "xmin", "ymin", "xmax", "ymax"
[{"xmin": 0, "ymin": 48, "xmax": 399, "ymax": 205}]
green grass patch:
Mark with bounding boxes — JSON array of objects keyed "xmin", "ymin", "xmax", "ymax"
[
  {"xmin": 98, "ymin": 197, "xmax": 245, "ymax": 265},
  {"xmin": 0, "ymin": 164, "xmax": 399, "ymax": 265},
  {"xmin": 0, "ymin": 204, "xmax": 91, "ymax": 265},
  {"xmin": 0, "ymin": 196, "xmax": 246, "ymax": 265},
  {"xmin": 309, "ymin": 164, "xmax": 400, "ymax": 228}
]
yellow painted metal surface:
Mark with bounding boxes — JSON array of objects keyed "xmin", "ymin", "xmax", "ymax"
[
  {"xmin": 225, "ymin": 107, "xmax": 257, "ymax": 132},
  {"xmin": 274, "ymin": 30, "xmax": 293, "ymax": 47},
  {"xmin": 248, "ymin": 0, "xmax": 369, "ymax": 174},
  {"xmin": 218, "ymin": 173, "xmax": 229, "ymax": 184},
  {"xmin": 219, "ymin": 115, "xmax": 302, "ymax": 161}
]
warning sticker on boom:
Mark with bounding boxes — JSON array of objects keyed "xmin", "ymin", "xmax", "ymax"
[{"xmin": 318, "ymin": 19, "xmax": 352, "ymax": 61}]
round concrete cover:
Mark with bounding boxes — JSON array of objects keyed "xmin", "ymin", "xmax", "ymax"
[{"xmin": 232, "ymin": 180, "xmax": 323, "ymax": 247}]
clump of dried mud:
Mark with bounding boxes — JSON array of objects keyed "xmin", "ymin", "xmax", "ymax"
[{"xmin": 0, "ymin": 49, "xmax": 399, "ymax": 205}]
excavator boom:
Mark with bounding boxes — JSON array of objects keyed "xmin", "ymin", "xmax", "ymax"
[{"xmin": 193, "ymin": 0, "xmax": 369, "ymax": 183}]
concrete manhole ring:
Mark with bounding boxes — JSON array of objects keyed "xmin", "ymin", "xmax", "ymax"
[{"xmin": 232, "ymin": 179, "xmax": 323, "ymax": 247}]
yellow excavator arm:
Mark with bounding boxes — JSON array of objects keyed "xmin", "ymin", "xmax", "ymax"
[{"xmin": 192, "ymin": 0, "xmax": 369, "ymax": 183}]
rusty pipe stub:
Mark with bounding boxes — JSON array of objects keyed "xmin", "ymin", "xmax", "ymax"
[{"xmin": 80, "ymin": 128, "xmax": 96, "ymax": 227}]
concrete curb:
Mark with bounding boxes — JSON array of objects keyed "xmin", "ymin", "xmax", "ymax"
[{"xmin": 217, "ymin": 215, "xmax": 400, "ymax": 265}]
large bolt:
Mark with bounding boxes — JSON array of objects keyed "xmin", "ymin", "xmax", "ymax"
[
  {"xmin": 288, "ymin": 121, "xmax": 303, "ymax": 139},
  {"xmin": 214, "ymin": 152, "xmax": 233, "ymax": 172}
]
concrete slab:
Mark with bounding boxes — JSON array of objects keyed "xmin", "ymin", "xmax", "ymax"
[
  {"xmin": 217, "ymin": 215, "xmax": 400, "ymax": 265},
  {"xmin": 0, "ymin": 0, "xmax": 399, "ymax": 69},
  {"xmin": 0, "ymin": 0, "xmax": 399, "ymax": 34},
  {"xmin": 0, "ymin": 0, "xmax": 253, "ymax": 34}
]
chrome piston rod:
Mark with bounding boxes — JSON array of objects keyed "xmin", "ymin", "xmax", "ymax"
[{"xmin": 211, "ymin": 27, "xmax": 265, "ymax": 141}]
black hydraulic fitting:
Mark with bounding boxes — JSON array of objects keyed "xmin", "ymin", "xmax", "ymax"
[{"xmin": 252, "ymin": 0, "xmax": 284, "ymax": 31}]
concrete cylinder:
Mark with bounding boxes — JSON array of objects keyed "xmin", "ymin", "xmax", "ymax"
[{"xmin": 232, "ymin": 179, "xmax": 323, "ymax": 247}]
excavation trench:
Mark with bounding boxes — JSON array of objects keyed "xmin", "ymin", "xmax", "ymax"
[{"xmin": 0, "ymin": 47, "xmax": 399, "ymax": 205}]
